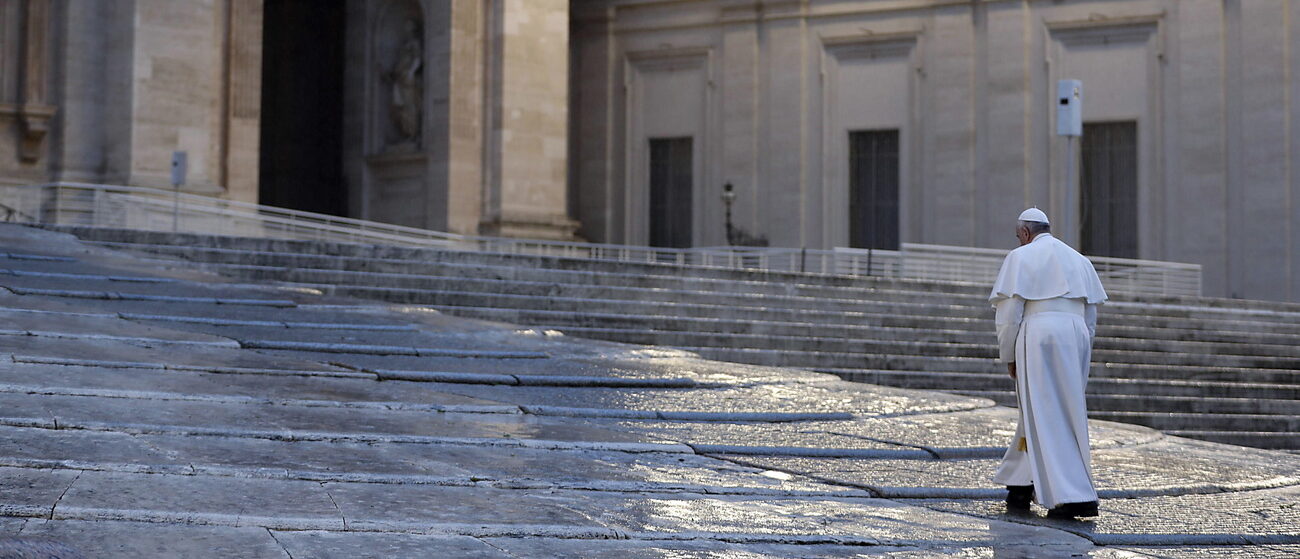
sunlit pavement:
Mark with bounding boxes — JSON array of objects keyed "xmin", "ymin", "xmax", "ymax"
[{"xmin": 0, "ymin": 224, "xmax": 1294, "ymax": 558}]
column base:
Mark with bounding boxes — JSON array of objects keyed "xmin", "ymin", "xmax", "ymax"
[{"xmin": 480, "ymin": 213, "xmax": 581, "ymax": 241}]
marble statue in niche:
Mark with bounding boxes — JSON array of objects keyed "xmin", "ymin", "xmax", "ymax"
[{"xmin": 383, "ymin": 19, "xmax": 423, "ymax": 150}]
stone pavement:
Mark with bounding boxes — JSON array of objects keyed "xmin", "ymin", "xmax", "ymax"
[{"xmin": 0, "ymin": 224, "xmax": 1295, "ymax": 558}]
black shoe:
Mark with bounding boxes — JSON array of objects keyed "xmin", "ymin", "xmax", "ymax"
[
  {"xmin": 1047, "ymin": 500, "xmax": 1099, "ymax": 519},
  {"xmin": 1006, "ymin": 485, "xmax": 1033, "ymax": 510}
]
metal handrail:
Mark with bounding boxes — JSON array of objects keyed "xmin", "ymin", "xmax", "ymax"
[{"xmin": 2, "ymin": 182, "xmax": 1202, "ymax": 297}]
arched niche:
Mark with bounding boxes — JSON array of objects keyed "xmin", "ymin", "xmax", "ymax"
[{"xmin": 370, "ymin": 0, "xmax": 425, "ymax": 154}]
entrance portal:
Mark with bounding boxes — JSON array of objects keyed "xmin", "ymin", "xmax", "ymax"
[
  {"xmin": 258, "ymin": 0, "xmax": 346, "ymax": 216},
  {"xmin": 1081, "ymin": 121, "xmax": 1138, "ymax": 259},
  {"xmin": 848, "ymin": 130, "xmax": 900, "ymax": 250},
  {"xmin": 648, "ymin": 137, "xmax": 693, "ymax": 248}
]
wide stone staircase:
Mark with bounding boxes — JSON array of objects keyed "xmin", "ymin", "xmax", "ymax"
[{"xmin": 48, "ymin": 226, "xmax": 1300, "ymax": 451}]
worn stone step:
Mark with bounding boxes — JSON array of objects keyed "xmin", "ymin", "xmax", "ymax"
[
  {"xmin": 553, "ymin": 328, "xmax": 994, "ymax": 359},
  {"xmin": 667, "ymin": 338, "xmax": 1300, "ymax": 372},
  {"xmin": 368, "ymin": 291, "xmax": 1300, "ymax": 351},
  {"xmin": 1092, "ymin": 411, "xmax": 1300, "ymax": 433},
  {"xmin": 1090, "ymin": 377, "xmax": 1300, "ymax": 400},
  {"xmin": 559, "ymin": 326, "xmax": 1300, "ymax": 368},
  {"xmin": 432, "ymin": 302, "xmax": 996, "ymax": 334},
  {"xmin": 1163, "ymin": 430, "xmax": 1300, "ymax": 450},
  {"xmin": 0, "ymin": 274, "xmax": 300, "ymax": 306},
  {"xmin": 0, "ymin": 391, "xmax": 679, "ymax": 453},
  {"xmin": 952, "ymin": 390, "xmax": 1300, "ymax": 415},
  {"xmin": 688, "ymin": 346, "xmax": 998, "ymax": 373},
  {"xmin": 950, "ymin": 391, "xmax": 1300, "ymax": 449},
  {"xmin": 1091, "ymin": 362, "xmax": 1300, "ymax": 384},
  {"xmin": 289, "ymin": 267, "xmax": 980, "ymax": 315},
  {"xmin": 541, "ymin": 322, "xmax": 1300, "ymax": 362},
  {"xmin": 441, "ymin": 305, "xmax": 1300, "ymax": 358},
  {"xmin": 296, "ymin": 286, "xmax": 998, "ymax": 325},
  {"xmin": 826, "ymin": 369, "xmax": 1300, "ymax": 400},
  {"xmin": 518, "ymin": 305, "xmax": 1300, "ymax": 347}
]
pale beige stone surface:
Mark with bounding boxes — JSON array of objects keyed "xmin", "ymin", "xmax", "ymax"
[{"xmin": 9, "ymin": 1, "xmax": 1300, "ymax": 301}]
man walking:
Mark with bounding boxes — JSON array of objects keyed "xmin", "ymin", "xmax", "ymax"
[{"xmin": 989, "ymin": 208, "xmax": 1108, "ymax": 519}]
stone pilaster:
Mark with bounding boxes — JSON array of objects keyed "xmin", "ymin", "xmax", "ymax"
[
  {"xmin": 720, "ymin": 1, "xmax": 761, "ymax": 247},
  {"xmin": 0, "ymin": 0, "xmax": 57, "ymax": 179},
  {"xmin": 222, "ymin": 0, "xmax": 263, "ymax": 204},
  {"xmin": 479, "ymin": 0, "xmax": 579, "ymax": 240},
  {"xmin": 120, "ymin": 0, "xmax": 259, "ymax": 193},
  {"xmin": 445, "ymin": 0, "xmax": 485, "ymax": 236}
]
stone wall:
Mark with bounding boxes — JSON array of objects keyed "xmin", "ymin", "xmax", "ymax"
[
  {"xmin": 6, "ymin": 1, "xmax": 1300, "ymax": 301},
  {"xmin": 570, "ymin": 0, "xmax": 1300, "ymax": 302},
  {"xmin": 0, "ymin": 0, "xmax": 262, "ymax": 201}
]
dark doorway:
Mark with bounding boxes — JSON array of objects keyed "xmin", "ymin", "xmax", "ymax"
[
  {"xmin": 259, "ymin": 0, "xmax": 346, "ymax": 216},
  {"xmin": 648, "ymin": 137, "xmax": 693, "ymax": 248},
  {"xmin": 848, "ymin": 130, "xmax": 900, "ymax": 250},
  {"xmin": 1081, "ymin": 121, "xmax": 1138, "ymax": 258}
]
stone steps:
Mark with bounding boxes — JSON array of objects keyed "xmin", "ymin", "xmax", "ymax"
[
  {"xmin": 1090, "ymin": 411, "xmax": 1300, "ymax": 432},
  {"xmin": 673, "ymin": 342, "xmax": 1300, "ymax": 373},
  {"xmin": 129, "ymin": 258, "xmax": 1300, "ymax": 342},
  {"xmin": 66, "ymin": 228, "xmax": 1300, "ymax": 312},
  {"xmin": 71, "ymin": 231, "xmax": 994, "ymax": 295},
  {"xmin": 956, "ymin": 391, "xmax": 1300, "ymax": 415},
  {"xmin": 426, "ymin": 305, "xmax": 1300, "ymax": 354},
  {"xmin": 827, "ymin": 370, "xmax": 1300, "ymax": 400},
  {"xmin": 42, "ymin": 226, "xmax": 1300, "ymax": 449},
  {"xmin": 91, "ymin": 242, "xmax": 1300, "ymax": 326},
  {"xmin": 14, "ymin": 261, "xmax": 1300, "ymax": 356},
  {"xmin": 1164, "ymin": 430, "xmax": 1300, "ymax": 448},
  {"xmin": 235, "ymin": 278, "xmax": 1300, "ymax": 344},
  {"xmin": 94, "ymin": 245, "xmax": 994, "ymax": 305},
  {"xmin": 540, "ymin": 324, "xmax": 1300, "ymax": 361}
]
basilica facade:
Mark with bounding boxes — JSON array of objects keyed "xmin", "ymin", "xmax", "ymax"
[{"xmin": 2, "ymin": 0, "xmax": 1299, "ymax": 302}]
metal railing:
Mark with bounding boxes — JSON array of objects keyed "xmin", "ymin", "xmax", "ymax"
[
  {"xmin": 0, "ymin": 182, "xmax": 474, "ymax": 249},
  {"xmin": 1, "ymin": 182, "xmax": 1202, "ymax": 297}
]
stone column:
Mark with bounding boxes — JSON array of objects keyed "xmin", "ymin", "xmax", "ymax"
[{"xmin": 479, "ymin": 0, "xmax": 578, "ymax": 240}]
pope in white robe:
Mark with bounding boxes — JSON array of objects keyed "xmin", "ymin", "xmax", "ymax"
[{"xmin": 989, "ymin": 208, "xmax": 1107, "ymax": 519}]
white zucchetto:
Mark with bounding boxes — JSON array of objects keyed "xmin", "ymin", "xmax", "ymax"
[{"xmin": 1018, "ymin": 207, "xmax": 1050, "ymax": 224}]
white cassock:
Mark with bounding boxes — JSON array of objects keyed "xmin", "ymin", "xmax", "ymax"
[{"xmin": 989, "ymin": 232, "xmax": 1108, "ymax": 508}]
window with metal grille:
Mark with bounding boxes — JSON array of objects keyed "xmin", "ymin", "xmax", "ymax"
[
  {"xmin": 849, "ymin": 130, "xmax": 900, "ymax": 250},
  {"xmin": 1081, "ymin": 121, "xmax": 1138, "ymax": 258}
]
